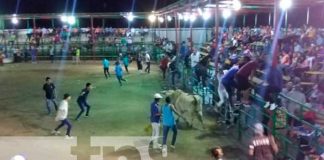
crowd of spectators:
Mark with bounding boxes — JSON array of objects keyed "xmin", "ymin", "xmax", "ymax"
[{"xmin": 158, "ymin": 24, "xmax": 324, "ymax": 159}]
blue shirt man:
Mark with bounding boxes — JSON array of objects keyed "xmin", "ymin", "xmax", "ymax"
[
  {"xmin": 102, "ymin": 58, "xmax": 110, "ymax": 79},
  {"xmin": 102, "ymin": 58, "xmax": 109, "ymax": 68},
  {"xmin": 180, "ymin": 41, "xmax": 188, "ymax": 60},
  {"xmin": 150, "ymin": 93, "xmax": 163, "ymax": 149},
  {"xmin": 75, "ymin": 83, "xmax": 92, "ymax": 120},
  {"xmin": 114, "ymin": 62, "xmax": 126, "ymax": 86}
]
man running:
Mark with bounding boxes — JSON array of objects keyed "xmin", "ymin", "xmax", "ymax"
[
  {"xmin": 75, "ymin": 83, "xmax": 92, "ymax": 120},
  {"xmin": 52, "ymin": 93, "xmax": 73, "ymax": 139},
  {"xmin": 43, "ymin": 77, "xmax": 58, "ymax": 115},
  {"xmin": 115, "ymin": 61, "xmax": 126, "ymax": 86},
  {"xmin": 102, "ymin": 58, "xmax": 110, "ymax": 79},
  {"xmin": 144, "ymin": 51, "xmax": 151, "ymax": 73}
]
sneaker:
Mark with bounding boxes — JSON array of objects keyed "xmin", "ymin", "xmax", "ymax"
[
  {"xmin": 65, "ymin": 135, "xmax": 74, "ymax": 139},
  {"xmin": 270, "ymin": 103, "xmax": 277, "ymax": 110},
  {"xmin": 170, "ymin": 145, "xmax": 176, "ymax": 150},
  {"xmin": 264, "ymin": 102, "xmax": 270, "ymax": 108},
  {"xmin": 153, "ymin": 144, "xmax": 162, "ymax": 149},
  {"xmin": 51, "ymin": 130, "xmax": 60, "ymax": 135},
  {"xmin": 162, "ymin": 145, "xmax": 168, "ymax": 157}
]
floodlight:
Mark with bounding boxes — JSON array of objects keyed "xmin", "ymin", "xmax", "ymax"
[
  {"xmin": 167, "ymin": 15, "xmax": 172, "ymax": 22},
  {"xmin": 189, "ymin": 14, "xmax": 197, "ymax": 22},
  {"xmin": 148, "ymin": 14, "xmax": 156, "ymax": 22},
  {"xmin": 67, "ymin": 16, "xmax": 76, "ymax": 25},
  {"xmin": 183, "ymin": 13, "xmax": 190, "ymax": 22},
  {"xmin": 126, "ymin": 12, "xmax": 135, "ymax": 22},
  {"xmin": 197, "ymin": 8, "xmax": 203, "ymax": 15},
  {"xmin": 280, "ymin": 0, "xmax": 292, "ymax": 10},
  {"xmin": 177, "ymin": 13, "xmax": 183, "ymax": 20},
  {"xmin": 233, "ymin": 0, "xmax": 242, "ymax": 11},
  {"xmin": 202, "ymin": 10, "xmax": 211, "ymax": 20},
  {"xmin": 11, "ymin": 17, "xmax": 18, "ymax": 25},
  {"xmin": 60, "ymin": 15, "xmax": 68, "ymax": 22},
  {"xmin": 158, "ymin": 17, "xmax": 164, "ymax": 23},
  {"xmin": 222, "ymin": 9, "xmax": 231, "ymax": 19}
]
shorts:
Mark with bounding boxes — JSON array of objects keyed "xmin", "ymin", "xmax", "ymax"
[{"xmin": 235, "ymin": 74, "xmax": 250, "ymax": 90}]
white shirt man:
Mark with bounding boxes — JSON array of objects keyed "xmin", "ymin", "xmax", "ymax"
[
  {"xmin": 53, "ymin": 94, "xmax": 73, "ymax": 139},
  {"xmin": 55, "ymin": 99, "xmax": 69, "ymax": 121},
  {"xmin": 145, "ymin": 53, "xmax": 150, "ymax": 63},
  {"xmin": 190, "ymin": 50, "xmax": 200, "ymax": 68}
]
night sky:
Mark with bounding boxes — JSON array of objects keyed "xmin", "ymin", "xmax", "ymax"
[
  {"xmin": 0, "ymin": 0, "xmax": 323, "ymax": 28},
  {"xmin": 0, "ymin": 0, "xmax": 178, "ymax": 14}
]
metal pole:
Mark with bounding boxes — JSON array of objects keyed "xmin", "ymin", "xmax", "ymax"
[
  {"xmin": 214, "ymin": 0, "xmax": 219, "ymax": 77},
  {"xmin": 268, "ymin": 13, "xmax": 271, "ymax": 26},
  {"xmin": 285, "ymin": 11, "xmax": 288, "ymax": 28},
  {"xmin": 306, "ymin": 7, "xmax": 310, "ymax": 25},
  {"xmin": 285, "ymin": 11, "xmax": 288, "ymax": 35},
  {"xmin": 273, "ymin": 0, "xmax": 280, "ymax": 67},
  {"xmin": 175, "ymin": 12, "xmax": 179, "ymax": 48},
  {"xmin": 254, "ymin": 14, "xmax": 258, "ymax": 27},
  {"xmin": 243, "ymin": 15, "xmax": 246, "ymax": 27},
  {"xmin": 51, "ymin": 19, "xmax": 55, "ymax": 28},
  {"xmin": 90, "ymin": 16, "xmax": 95, "ymax": 60},
  {"xmin": 33, "ymin": 17, "xmax": 36, "ymax": 29}
]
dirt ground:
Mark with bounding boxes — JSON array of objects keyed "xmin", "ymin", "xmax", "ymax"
[{"xmin": 0, "ymin": 61, "xmax": 247, "ymax": 160}]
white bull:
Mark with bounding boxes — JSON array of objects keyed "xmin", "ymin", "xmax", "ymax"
[{"xmin": 161, "ymin": 89, "xmax": 204, "ymax": 128}]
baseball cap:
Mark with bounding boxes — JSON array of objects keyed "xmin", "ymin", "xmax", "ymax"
[{"xmin": 154, "ymin": 93, "xmax": 163, "ymax": 99}]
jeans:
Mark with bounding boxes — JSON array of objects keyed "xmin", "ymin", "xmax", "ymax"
[
  {"xmin": 116, "ymin": 75, "xmax": 126, "ymax": 86},
  {"xmin": 145, "ymin": 62, "xmax": 150, "ymax": 73},
  {"xmin": 171, "ymin": 70, "xmax": 181, "ymax": 86},
  {"xmin": 151, "ymin": 122, "xmax": 160, "ymax": 147},
  {"xmin": 55, "ymin": 119, "xmax": 72, "ymax": 136},
  {"xmin": 75, "ymin": 99, "xmax": 91, "ymax": 120},
  {"xmin": 104, "ymin": 67, "xmax": 110, "ymax": 79},
  {"xmin": 46, "ymin": 98, "xmax": 58, "ymax": 114},
  {"xmin": 124, "ymin": 65, "xmax": 129, "ymax": 73},
  {"xmin": 162, "ymin": 125, "xmax": 177, "ymax": 146}
]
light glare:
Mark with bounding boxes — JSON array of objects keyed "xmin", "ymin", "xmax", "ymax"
[
  {"xmin": 167, "ymin": 15, "xmax": 172, "ymax": 21},
  {"xmin": 158, "ymin": 17, "xmax": 164, "ymax": 23},
  {"xmin": 280, "ymin": 0, "xmax": 292, "ymax": 10},
  {"xmin": 222, "ymin": 9, "xmax": 231, "ymax": 19},
  {"xmin": 126, "ymin": 12, "xmax": 135, "ymax": 22},
  {"xmin": 148, "ymin": 14, "xmax": 156, "ymax": 22},
  {"xmin": 233, "ymin": 0, "xmax": 242, "ymax": 11},
  {"xmin": 67, "ymin": 16, "xmax": 76, "ymax": 25}
]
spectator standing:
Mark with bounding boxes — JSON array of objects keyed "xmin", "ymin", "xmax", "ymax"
[
  {"xmin": 102, "ymin": 58, "xmax": 110, "ymax": 79},
  {"xmin": 75, "ymin": 47, "xmax": 80, "ymax": 64},
  {"xmin": 43, "ymin": 77, "xmax": 58, "ymax": 115},
  {"xmin": 144, "ymin": 52, "xmax": 151, "ymax": 73},
  {"xmin": 248, "ymin": 123, "xmax": 278, "ymax": 160},
  {"xmin": 49, "ymin": 46, "xmax": 55, "ymax": 63},
  {"xmin": 159, "ymin": 55, "xmax": 169, "ymax": 79},
  {"xmin": 122, "ymin": 54, "xmax": 129, "ymax": 73},
  {"xmin": 136, "ymin": 53, "xmax": 143, "ymax": 72},
  {"xmin": 190, "ymin": 48, "xmax": 200, "ymax": 69},
  {"xmin": 150, "ymin": 93, "xmax": 163, "ymax": 149}
]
